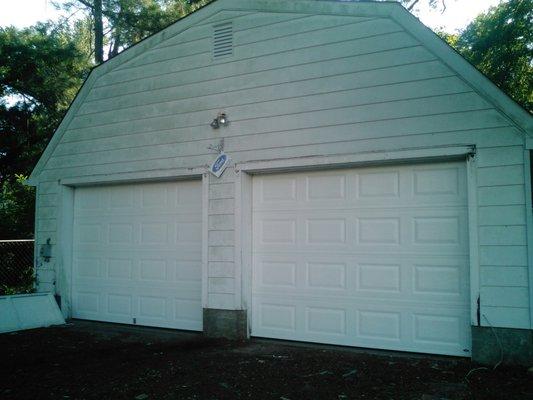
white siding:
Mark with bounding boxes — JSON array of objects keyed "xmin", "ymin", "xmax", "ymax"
[
  {"xmin": 34, "ymin": 9, "xmax": 530, "ymax": 329},
  {"xmin": 35, "ymin": 181, "xmax": 60, "ymax": 294}
]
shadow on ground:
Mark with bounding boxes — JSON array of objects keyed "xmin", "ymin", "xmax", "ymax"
[{"xmin": 0, "ymin": 321, "xmax": 531, "ymax": 399}]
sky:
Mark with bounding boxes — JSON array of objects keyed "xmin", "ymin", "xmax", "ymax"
[{"xmin": 0, "ymin": 0, "xmax": 503, "ymax": 32}]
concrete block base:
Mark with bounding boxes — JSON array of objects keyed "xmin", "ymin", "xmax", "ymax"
[
  {"xmin": 472, "ymin": 326, "xmax": 533, "ymax": 366},
  {"xmin": 203, "ymin": 308, "xmax": 247, "ymax": 340}
]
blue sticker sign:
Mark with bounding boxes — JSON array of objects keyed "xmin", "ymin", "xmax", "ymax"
[{"xmin": 209, "ymin": 153, "xmax": 230, "ymax": 177}]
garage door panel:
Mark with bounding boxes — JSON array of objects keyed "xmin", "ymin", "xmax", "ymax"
[
  {"xmin": 252, "ymin": 162, "xmax": 470, "ymax": 356},
  {"xmin": 253, "ymin": 295, "xmax": 469, "ymax": 355},
  {"xmin": 254, "ymin": 209, "xmax": 468, "ymax": 255},
  {"xmin": 74, "ymin": 279, "xmax": 201, "ymax": 297},
  {"xmin": 253, "ymin": 254, "xmax": 469, "ymax": 301},
  {"xmin": 73, "ymin": 290, "xmax": 202, "ymax": 330},
  {"xmin": 72, "ymin": 180, "xmax": 202, "ymax": 331},
  {"xmin": 75, "ymin": 245, "xmax": 201, "ymax": 256},
  {"xmin": 253, "ymin": 164, "xmax": 466, "ymax": 211}
]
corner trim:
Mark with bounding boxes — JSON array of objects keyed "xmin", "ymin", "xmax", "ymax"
[
  {"xmin": 202, "ymin": 173, "xmax": 209, "ymax": 310},
  {"xmin": 523, "ymin": 150, "xmax": 533, "ymax": 328},
  {"xmin": 467, "ymin": 154, "xmax": 480, "ymax": 326}
]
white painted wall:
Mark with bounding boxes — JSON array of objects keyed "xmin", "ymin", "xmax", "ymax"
[{"xmin": 31, "ymin": 1, "xmax": 531, "ymax": 330}]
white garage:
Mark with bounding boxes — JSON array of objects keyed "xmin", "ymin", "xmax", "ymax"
[
  {"xmin": 251, "ymin": 162, "xmax": 471, "ymax": 356},
  {"xmin": 28, "ymin": 0, "xmax": 533, "ymax": 363},
  {"xmin": 71, "ymin": 180, "xmax": 203, "ymax": 331}
]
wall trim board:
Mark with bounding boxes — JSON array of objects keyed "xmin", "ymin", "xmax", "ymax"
[{"xmin": 235, "ymin": 146, "xmax": 474, "ymax": 173}]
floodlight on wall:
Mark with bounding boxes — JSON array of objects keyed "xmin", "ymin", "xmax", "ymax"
[{"xmin": 210, "ymin": 113, "xmax": 228, "ymax": 129}]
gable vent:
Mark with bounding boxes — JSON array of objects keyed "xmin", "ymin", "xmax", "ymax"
[{"xmin": 213, "ymin": 22, "xmax": 233, "ymax": 59}]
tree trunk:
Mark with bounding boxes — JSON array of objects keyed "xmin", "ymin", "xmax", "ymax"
[{"xmin": 94, "ymin": 0, "xmax": 104, "ymax": 63}]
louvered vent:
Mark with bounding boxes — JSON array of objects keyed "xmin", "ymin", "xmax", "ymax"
[{"xmin": 213, "ymin": 22, "xmax": 233, "ymax": 59}]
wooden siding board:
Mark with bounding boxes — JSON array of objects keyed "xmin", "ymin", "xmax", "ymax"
[
  {"xmin": 481, "ymin": 266, "xmax": 529, "ymax": 287},
  {"xmin": 50, "ymin": 94, "xmax": 493, "ymax": 169},
  {"xmin": 38, "ymin": 182, "xmax": 59, "ymax": 195},
  {"xmin": 480, "ymin": 306, "xmax": 530, "ymax": 329},
  {"xmin": 480, "ymin": 287, "xmax": 529, "ymax": 308},
  {"xmin": 38, "ymin": 207, "xmax": 58, "ymax": 220},
  {"xmin": 83, "ymin": 45, "xmax": 436, "ymax": 115},
  {"xmin": 75, "ymin": 49, "xmax": 439, "ymax": 129},
  {"xmin": 36, "ymin": 231, "xmax": 57, "ymax": 245},
  {"xmin": 66, "ymin": 58, "xmax": 451, "ymax": 142},
  {"xmin": 208, "ymin": 277, "xmax": 235, "ymax": 294},
  {"xmin": 108, "ymin": 10, "xmax": 257, "ymax": 71},
  {"xmin": 122, "ymin": 14, "xmax": 374, "ymax": 73},
  {"xmin": 477, "ymin": 185, "xmax": 525, "ymax": 207},
  {"xmin": 86, "ymin": 31, "xmax": 421, "ymax": 102},
  {"xmin": 36, "ymin": 269, "xmax": 56, "ymax": 284},
  {"xmin": 479, "ymin": 226, "xmax": 527, "ymax": 246},
  {"xmin": 208, "ymin": 230, "xmax": 235, "ymax": 246},
  {"xmin": 55, "ymin": 110, "xmax": 503, "ymax": 175},
  {"xmin": 39, "ymin": 194, "xmax": 58, "ymax": 207},
  {"xmin": 209, "ymin": 199, "xmax": 234, "ymax": 215},
  {"xmin": 39, "ymin": 124, "xmax": 517, "ymax": 182},
  {"xmin": 209, "ymin": 183, "xmax": 235, "ymax": 199},
  {"xmin": 477, "ymin": 165, "xmax": 525, "ymax": 187},
  {"xmin": 208, "ymin": 293, "xmax": 235, "ymax": 309},
  {"xmin": 209, "ymin": 262, "xmax": 235, "ymax": 278},
  {"xmin": 478, "ymin": 205, "xmax": 526, "ymax": 226},
  {"xmin": 208, "ymin": 246, "xmax": 234, "ymax": 262},
  {"xmin": 56, "ymin": 126, "xmax": 522, "ymax": 167},
  {"xmin": 71, "ymin": 70, "xmax": 467, "ymax": 136},
  {"xmin": 209, "ymin": 214, "xmax": 235, "ymax": 231},
  {"xmin": 208, "ymin": 168, "xmax": 235, "ymax": 184},
  {"xmin": 95, "ymin": 18, "xmax": 404, "ymax": 88},
  {"xmin": 38, "ymin": 219, "xmax": 57, "ymax": 233},
  {"xmin": 75, "ymin": 73, "xmax": 467, "ymax": 131},
  {"xmin": 479, "ymin": 245, "xmax": 528, "ymax": 266},
  {"xmin": 476, "ymin": 146, "xmax": 524, "ymax": 168}
]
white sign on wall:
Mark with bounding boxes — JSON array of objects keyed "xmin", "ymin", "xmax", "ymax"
[{"xmin": 209, "ymin": 153, "xmax": 231, "ymax": 178}]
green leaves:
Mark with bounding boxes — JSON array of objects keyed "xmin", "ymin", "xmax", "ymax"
[
  {"xmin": 59, "ymin": 0, "xmax": 215, "ymax": 61},
  {"xmin": 448, "ymin": 0, "xmax": 532, "ymax": 112},
  {"xmin": 0, "ymin": 175, "xmax": 35, "ymax": 239},
  {"xmin": 0, "ymin": 24, "xmax": 92, "ymax": 239},
  {"xmin": 0, "ymin": 23, "xmax": 91, "ymax": 182}
]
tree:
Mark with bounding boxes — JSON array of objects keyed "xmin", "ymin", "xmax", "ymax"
[
  {"xmin": 55, "ymin": 0, "xmax": 214, "ymax": 63},
  {"xmin": 0, "ymin": 23, "xmax": 91, "ymax": 180},
  {"xmin": 0, "ymin": 175, "xmax": 35, "ymax": 239},
  {"xmin": 444, "ymin": 0, "xmax": 532, "ymax": 112},
  {"xmin": 0, "ymin": 23, "xmax": 91, "ymax": 238}
]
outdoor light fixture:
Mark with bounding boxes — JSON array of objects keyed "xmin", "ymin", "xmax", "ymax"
[
  {"xmin": 40, "ymin": 238, "xmax": 52, "ymax": 263},
  {"xmin": 210, "ymin": 113, "xmax": 228, "ymax": 129}
]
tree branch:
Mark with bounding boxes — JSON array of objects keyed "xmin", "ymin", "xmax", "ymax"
[
  {"xmin": 75, "ymin": 0, "xmax": 94, "ymax": 9},
  {"xmin": 407, "ymin": 0, "xmax": 420, "ymax": 11}
]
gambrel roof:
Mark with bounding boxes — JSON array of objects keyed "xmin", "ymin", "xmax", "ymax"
[{"xmin": 28, "ymin": 0, "xmax": 533, "ymax": 184}]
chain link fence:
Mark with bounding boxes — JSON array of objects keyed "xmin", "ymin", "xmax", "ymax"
[{"xmin": 0, "ymin": 240, "xmax": 35, "ymax": 296}]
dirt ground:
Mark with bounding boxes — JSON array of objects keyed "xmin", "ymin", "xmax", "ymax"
[{"xmin": 0, "ymin": 321, "xmax": 531, "ymax": 400}]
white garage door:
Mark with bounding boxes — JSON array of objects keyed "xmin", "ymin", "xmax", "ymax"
[
  {"xmin": 72, "ymin": 180, "xmax": 203, "ymax": 331},
  {"xmin": 252, "ymin": 162, "xmax": 471, "ymax": 356}
]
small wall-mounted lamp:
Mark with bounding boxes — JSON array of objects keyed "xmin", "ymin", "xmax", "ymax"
[
  {"xmin": 210, "ymin": 113, "xmax": 229, "ymax": 129},
  {"xmin": 40, "ymin": 238, "xmax": 52, "ymax": 263}
]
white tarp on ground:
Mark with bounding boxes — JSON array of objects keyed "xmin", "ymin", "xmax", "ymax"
[{"xmin": 0, "ymin": 293, "xmax": 65, "ymax": 333}]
